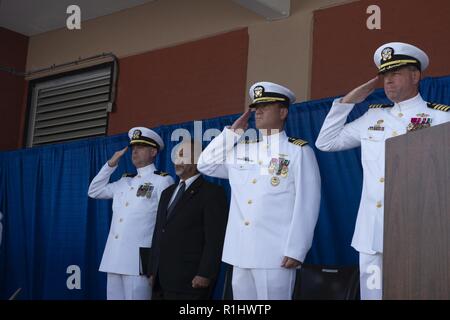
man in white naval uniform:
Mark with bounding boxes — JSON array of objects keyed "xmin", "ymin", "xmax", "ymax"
[
  {"xmin": 198, "ymin": 82, "xmax": 321, "ymax": 300},
  {"xmin": 88, "ymin": 127, "xmax": 174, "ymax": 300},
  {"xmin": 315, "ymin": 42, "xmax": 450, "ymax": 300}
]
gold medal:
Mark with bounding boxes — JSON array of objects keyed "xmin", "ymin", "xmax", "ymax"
[{"xmin": 271, "ymin": 176, "xmax": 280, "ymax": 186}]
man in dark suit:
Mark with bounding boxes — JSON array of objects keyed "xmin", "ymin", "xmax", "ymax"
[{"xmin": 148, "ymin": 139, "xmax": 228, "ymax": 299}]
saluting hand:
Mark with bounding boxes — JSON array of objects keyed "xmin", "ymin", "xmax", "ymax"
[
  {"xmin": 341, "ymin": 76, "xmax": 380, "ymax": 104},
  {"xmin": 192, "ymin": 275, "xmax": 211, "ymax": 289},
  {"xmin": 230, "ymin": 109, "xmax": 252, "ymax": 133},
  {"xmin": 108, "ymin": 146, "xmax": 128, "ymax": 167},
  {"xmin": 281, "ymin": 256, "xmax": 302, "ymax": 269}
]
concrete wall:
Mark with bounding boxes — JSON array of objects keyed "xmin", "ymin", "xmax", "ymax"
[
  {"xmin": 26, "ymin": 0, "xmax": 352, "ymax": 103},
  {"xmin": 13, "ymin": 0, "xmax": 450, "ymax": 149}
]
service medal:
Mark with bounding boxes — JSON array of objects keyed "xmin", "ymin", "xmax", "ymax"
[
  {"xmin": 268, "ymin": 158, "xmax": 279, "ymax": 175},
  {"xmin": 137, "ymin": 183, "xmax": 154, "ymax": 199},
  {"xmin": 279, "ymin": 159, "xmax": 290, "ymax": 177},
  {"xmin": 271, "ymin": 176, "xmax": 280, "ymax": 186}
]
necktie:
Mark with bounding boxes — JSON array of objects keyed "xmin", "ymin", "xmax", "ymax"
[{"xmin": 166, "ymin": 181, "xmax": 185, "ymax": 217}]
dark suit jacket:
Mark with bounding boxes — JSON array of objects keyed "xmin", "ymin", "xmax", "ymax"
[{"xmin": 148, "ymin": 175, "xmax": 228, "ymax": 296}]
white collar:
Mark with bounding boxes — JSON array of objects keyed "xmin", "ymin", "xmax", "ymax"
[
  {"xmin": 392, "ymin": 93, "xmax": 424, "ymax": 112},
  {"xmin": 136, "ymin": 163, "xmax": 156, "ymax": 175},
  {"xmin": 261, "ymin": 130, "xmax": 287, "ymax": 144}
]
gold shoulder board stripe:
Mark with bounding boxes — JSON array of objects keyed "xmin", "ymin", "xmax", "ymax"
[
  {"xmin": 240, "ymin": 139, "xmax": 260, "ymax": 144},
  {"xmin": 122, "ymin": 173, "xmax": 136, "ymax": 178},
  {"xmin": 288, "ymin": 137, "xmax": 308, "ymax": 147},
  {"xmin": 368, "ymin": 104, "xmax": 393, "ymax": 109},
  {"xmin": 427, "ymin": 102, "xmax": 450, "ymax": 112},
  {"xmin": 154, "ymin": 171, "xmax": 169, "ymax": 176}
]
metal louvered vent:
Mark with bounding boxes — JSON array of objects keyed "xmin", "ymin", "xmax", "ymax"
[{"xmin": 26, "ymin": 63, "xmax": 115, "ymax": 147}]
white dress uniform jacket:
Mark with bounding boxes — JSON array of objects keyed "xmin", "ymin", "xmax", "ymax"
[
  {"xmin": 88, "ymin": 162, "xmax": 174, "ymax": 275},
  {"xmin": 198, "ymin": 128, "xmax": 321, "ymax": 268},
  {"xmin": 315, "ymin": 94, "xmax": 450, "ymax": 254}
]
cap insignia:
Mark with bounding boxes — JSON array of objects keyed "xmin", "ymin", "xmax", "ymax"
[
  {"xmin": 253, "ymin": 86, "xmax": 264, "ymax": 99},
  {"xmin": 381, "ymin": 47, "xmax": 394, "ymax": 61},
  {"xmin": 132, "ymin": 130, "xmax": 142, "ymax": 139}
]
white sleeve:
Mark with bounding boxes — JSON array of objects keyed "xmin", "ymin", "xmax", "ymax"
[
  {"xmin": 197, "ymin": 127, "xmax": 241, "ymax": 179},
  {"xmin": 87, "ymin": 162, "xmax": 120, "ymax": 199},
  {"xmin": 284, "ymin": 145, "xmax": 321, "ymax": 263},
  {"xmin": 315, "ymin": 98, "xmax": 365, "ymax": 152}
]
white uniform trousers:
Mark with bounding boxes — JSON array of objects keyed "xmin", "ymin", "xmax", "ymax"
[
  {"xmin": 107, "ymin": 273, "xmax": 152, "ymax": 300},
  {"xmin": 232, "ymin": 266, "xmax": 296, "ymax": 300},
  {"xmin": 359, "ymin": 252, "xmax": 383, "ymax": 300}
]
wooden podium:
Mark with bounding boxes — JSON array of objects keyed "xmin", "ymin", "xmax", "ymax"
[{"xmin": 383, "ymin": 122, "xmax": 450, "ymax": 299}]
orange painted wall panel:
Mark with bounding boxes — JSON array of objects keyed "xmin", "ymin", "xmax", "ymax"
[
  {"xmin": 311, "ymin": 0, "xmax": 450, "ymax": 99},
  {"xmin": 0, "ymin": 27, "xmax": 28, "ymax": 151},
  {"xmin": 109, "ymin": 28, "xmax": 249, "ymax": 134}
]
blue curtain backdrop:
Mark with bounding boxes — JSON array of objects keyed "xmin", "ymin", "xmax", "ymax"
[{"xmin": 1, "ymin": 75, "xmax": 449, "ymax": 299}]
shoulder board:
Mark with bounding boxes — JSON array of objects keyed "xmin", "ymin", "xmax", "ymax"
[
  {"xmin": 368, "ymin": 103, "xmax": 393, "ymax": 109},
  {"xmin": 427, "ymin": 102, "xmax": 450, "ymax": 112},
  {"xmin": 288, "ymin": 137, "xmax": 308, "ymax": 147},
  {"xmin": 122, "ymin": 173, "xmax": 136, "ymax": 178},
  {"xmin": 154, "ymin": 170, "xmax": 169, "ymax": 177},
  {"xmin": 239, "ymin": 138, "xmax": 261, "ymax": 144}
]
